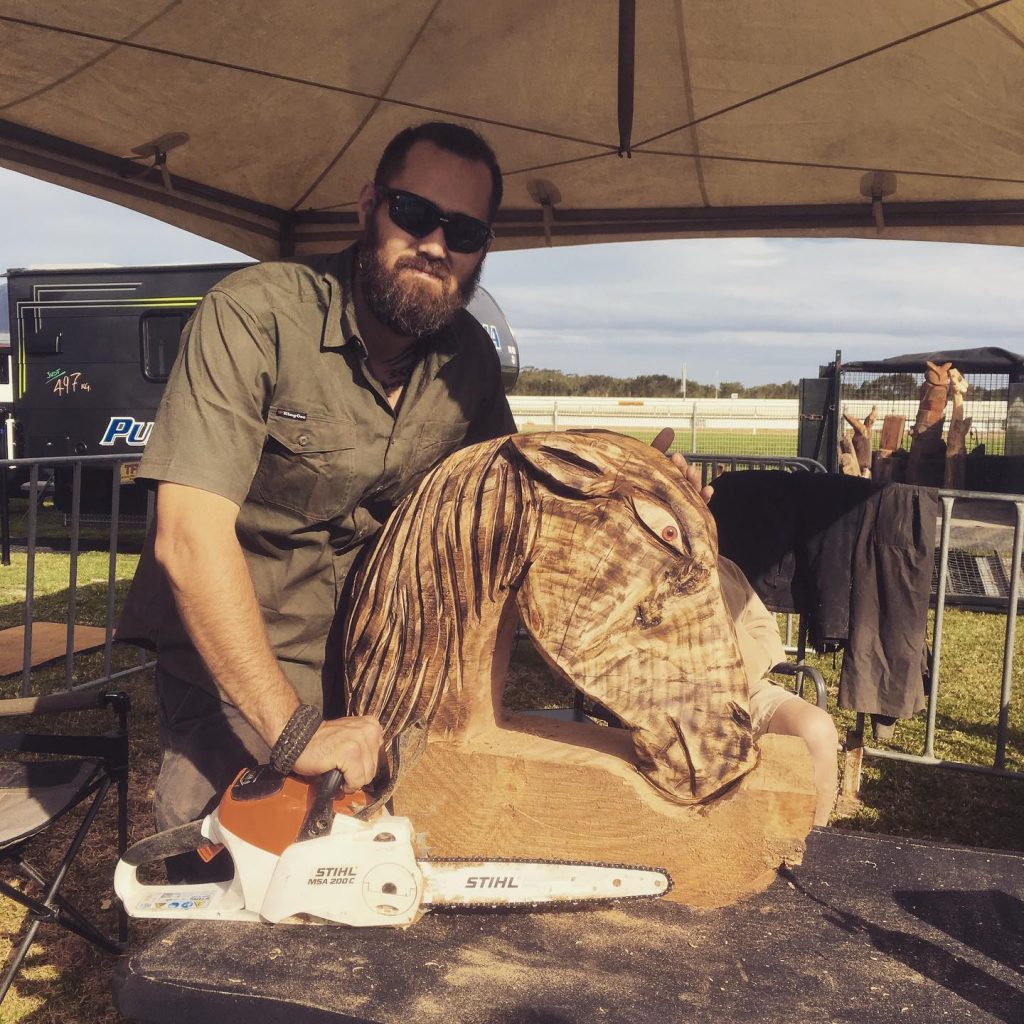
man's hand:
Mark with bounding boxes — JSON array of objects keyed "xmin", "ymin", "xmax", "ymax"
[
  {"xmin": 651, "ymin": 428, "xmax": 714, "ymax": 504},
  {"xmin": 293, "ymin": 716, "xmax": 384, "ymax": 791}
]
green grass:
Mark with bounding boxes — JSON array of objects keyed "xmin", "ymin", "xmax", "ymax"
[
  {"xmin": 797, "ymin": 610, "xmax": 1024, "ymax": 850},
  {"xmin": 0, "ymin": 539, "xmax": 1022, "ymax": 1021}
]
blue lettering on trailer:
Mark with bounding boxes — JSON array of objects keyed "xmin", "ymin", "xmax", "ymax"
[{"xmin": 100, "ymin": 417, "xmax": 153, "ymax": 446}]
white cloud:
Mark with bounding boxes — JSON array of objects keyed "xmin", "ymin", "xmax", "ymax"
[
  {"xmin": 484, "ymin": 236, "xmax": 1024, "ymax": 383},
  {"xmin": 0, "ymin": 169, "xmax": 245, "ymax": 269}
]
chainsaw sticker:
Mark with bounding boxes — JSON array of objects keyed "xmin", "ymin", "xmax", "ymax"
[
  {"xmin": 465, "ymin": 876, "xmax": 520, "ymax": 889},
  {"xmin": 100, "ymin": 416, "xmax": 153, "ymax": 446},
  {"xmin": 309, "ymin": 866, "xmax": 357, "ymax": 886},
  {"xmin": 135, "ymin": 890, "xmax": 216, "ymax": 912}
]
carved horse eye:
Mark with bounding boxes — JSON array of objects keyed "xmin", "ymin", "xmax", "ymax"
[{"xmin": 632, "ymin": 495, "xmax": 686, "ymax": 555}]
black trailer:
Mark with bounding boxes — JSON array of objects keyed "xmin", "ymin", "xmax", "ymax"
[{"xmin": 4, "ymin": 263, "xmax": 520, "ymax": 512}]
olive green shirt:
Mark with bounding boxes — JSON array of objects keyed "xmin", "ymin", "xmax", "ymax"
[{"xmin": 118, "ymin": 245, "xmax": 516, "ymax": 708}]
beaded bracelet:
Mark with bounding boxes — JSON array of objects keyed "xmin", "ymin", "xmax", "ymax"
[{"xmin": 270, "ymin": 703, "xmax": 322, "ymax": 776}]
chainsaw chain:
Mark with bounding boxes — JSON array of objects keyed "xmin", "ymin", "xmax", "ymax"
[{"xmin": 421, "ymin": 855, "xmax": 673, "ymax": 910}]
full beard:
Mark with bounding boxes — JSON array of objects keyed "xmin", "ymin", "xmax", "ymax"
[{"xmin": 357, "ymin": 223, "xmax": 484, "ymax": 338}]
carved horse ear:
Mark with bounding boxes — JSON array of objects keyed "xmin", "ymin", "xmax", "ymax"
[{"xmin": 507, "ymin": 432, "xmax": 621, "ymax": 497}]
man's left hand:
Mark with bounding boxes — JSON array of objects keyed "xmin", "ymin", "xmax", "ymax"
[{"xmin": 651, "ymin": 428, "xmax": 714, "ymax": 504}]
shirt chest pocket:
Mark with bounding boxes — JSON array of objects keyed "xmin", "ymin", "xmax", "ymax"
[
  {"xmin": 403, "ymin": 418, "xmax": 470, "ymax": 488},
  {"xmin": 249, "ymin": 414, "xmax": 357, "ymax": 523}
]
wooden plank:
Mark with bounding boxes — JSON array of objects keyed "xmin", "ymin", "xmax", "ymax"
[
  {"xmin": 394, "ymin": 727, "xmax": 815, "ymax": 909},
  {"xmin": 878, "ymin": 414, "xmax": 906, "ymax": 452},
  {"xmin": 0, "ymin": 623, "xmax": 108, "ymax": 677}
]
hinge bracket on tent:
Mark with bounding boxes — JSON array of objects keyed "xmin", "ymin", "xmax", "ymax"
[
  {"xmin": 122, "ymin": 132, "xmax": 189, "ymax": 195},
  {"xmin": 279, "ymin": 211, "xmax": 298, "ymax": 258},
  {"xmin": 860, "ymin": 171, "xmax": 897, "ymax": 233},
  {"xmin": 527, "ymin": 179, "xmax": 562, "ymax": 247}
]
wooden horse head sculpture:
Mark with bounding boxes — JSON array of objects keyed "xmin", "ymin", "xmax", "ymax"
[{"xmin": 343, "ymin": 430, "xmax": 756, "ymax": 806}]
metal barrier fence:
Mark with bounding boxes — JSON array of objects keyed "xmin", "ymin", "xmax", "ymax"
[
  {"xmin": 683, "ymin": 453, "xmax": 827, "ymax": 485},
  {"xmin": 508, "ymin": 396, "xmax": 800, "ymax": 459},
  {"xmin": 2, "ymin": 452, "xmax": 1020, "ymax": 790},
  {"xmin": 840, "ymin": 374, "xmax": 1015, "ymax": 456},
  {"xmin": 843, "ymin": 487, "xmax": 1024, "ymax": 792},
  {"xmin": 0, "ymin": 454, "xmax": 152, "ymax": 696}
]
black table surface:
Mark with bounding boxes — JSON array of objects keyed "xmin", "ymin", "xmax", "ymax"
[{"xmin": 114, "ymin": 828, "xmax": 1024, "ymax": 1024}]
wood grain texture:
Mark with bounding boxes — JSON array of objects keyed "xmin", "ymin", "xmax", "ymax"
[
  {"xmin": 944, "ymin": 368, "xmax": 971, "ymax": 489},
  {"xmin": 843, "ymin": 405, "xmax": 876, "ymax": 474},
  {"xmin": 342, "ymin": 430, "xmax": 815, "ymax": 903},
  {"xmin": 907, "ymin": 361, "xmax": 950, "ymax": 484},
  {"xmin": 879, "ymin": 414, "xmax": 906, "ymax": 453},
  {"xmin": 392, "ymin": 726, "xmax": 814, "ymax": 908}
]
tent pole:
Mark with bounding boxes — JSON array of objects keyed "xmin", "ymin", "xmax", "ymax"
[
  {"xmin": 279, "ymin": 212, "xmax": 297, "ymax": 258},
  {"xmin": 617, "ymin": 0, "xmax": 636, "ymax": 157}
]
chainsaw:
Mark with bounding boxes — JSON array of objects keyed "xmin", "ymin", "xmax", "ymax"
[{"xmin": 115, "ymin": 765, "xmax": 671, "ymax": 928}]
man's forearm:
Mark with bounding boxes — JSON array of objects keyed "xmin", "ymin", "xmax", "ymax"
[
  {"xmin": 152, "ymin": 482, "xmax": 383, "ymax": 787},
  {"xmin": 156, "ymin": 514, "xmax": 300, "ymax": 745}
]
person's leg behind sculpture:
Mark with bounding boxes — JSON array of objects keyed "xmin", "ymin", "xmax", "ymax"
[
  {"xmin": 720, "ymin": 555, "xmax": 840, "ymax": 828},
  {"xmin": 751, "ymin": 683, "xmax": 840, "ymax": 826}
]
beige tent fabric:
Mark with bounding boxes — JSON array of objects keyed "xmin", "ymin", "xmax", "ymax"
[{"xmin": 0, "ymin": 0, "xmax": 1022, "ymax": 258}]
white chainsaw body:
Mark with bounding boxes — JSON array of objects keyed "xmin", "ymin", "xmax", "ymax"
[{"xmin": 115, "ymin": 810, "xmax": 427, "ymax": 926}]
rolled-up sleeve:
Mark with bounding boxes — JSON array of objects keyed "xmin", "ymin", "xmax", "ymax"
[{"xmin": 138, "ymin": 288, "xmax": 276, "ymax": 505}]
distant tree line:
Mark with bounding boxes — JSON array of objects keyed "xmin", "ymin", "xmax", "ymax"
[
  {"xmin": 512, "ymin": 367, "xmax": 800, "ymax": 399},
  {"xmin": 844, "ymin": 372, "xmax": 1007, "ymax": 401}
]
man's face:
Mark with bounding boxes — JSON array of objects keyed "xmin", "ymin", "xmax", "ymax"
[{"xmin": 357, "ymin": 140, "xmax": 493, "ymax": 338}]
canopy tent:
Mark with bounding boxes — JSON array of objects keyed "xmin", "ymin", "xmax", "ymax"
[
  {"xmin": 1, "ymin": 1, "xmax": 1023, "ymax": 260},
  {"xmin": 839, "ymin": 347, "xmax": 1024, "ymax": 377}
]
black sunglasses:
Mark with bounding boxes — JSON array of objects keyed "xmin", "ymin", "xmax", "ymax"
[{"xmin": 377, "ymin": 187, "xmax": 493, "ymax": 254}]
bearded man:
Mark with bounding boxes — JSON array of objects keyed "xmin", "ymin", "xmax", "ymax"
[{"xmin": 119, "ymin": 123, "xmax": 514, "ymax": 867}]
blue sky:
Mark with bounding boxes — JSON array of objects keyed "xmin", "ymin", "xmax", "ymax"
[{"xmin": 3, "ymin": 167, "xmax": 1023, "ymax": 386}]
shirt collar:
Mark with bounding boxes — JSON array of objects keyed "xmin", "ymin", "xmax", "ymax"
[{"xmin": 318, "ymin": 244, "xmax": 362, "ymax": 353}]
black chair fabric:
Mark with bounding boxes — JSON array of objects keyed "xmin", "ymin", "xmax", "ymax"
[{"xmin": 0, "ymin": 689, "xmax": 130, "ymax": 1005}]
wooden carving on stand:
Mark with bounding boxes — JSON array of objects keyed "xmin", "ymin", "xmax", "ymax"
[
  {"xmin": 944, "ymin": 368, "xmax": 971, "ymax": 489},
  {"xmin": 343, "ymin": 431, "xmax": 815, "ymax": 908},
  {"xmin": 906, "ymin": 361, "xmax": 951, "ymax": 485},
  {"xmin": 838, "ymin": 435, "xmax": 861, "ymax": 476},
  {"xmin": 842, "ymin": 405, "xmax": 876, "ymax": 477},
  {"xmin": 872, "ymin": 415, "xmax": 907, "ymax": 485}
]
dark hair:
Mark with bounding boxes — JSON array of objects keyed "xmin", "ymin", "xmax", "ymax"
[{"xmin": 374, "ymin": 122, "xmax": 503, "ymax": 222}]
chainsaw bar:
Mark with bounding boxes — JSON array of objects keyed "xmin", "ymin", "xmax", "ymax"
[{"xmin": 419, "ymin": 856, "xmax": 672, "ymax": 910}]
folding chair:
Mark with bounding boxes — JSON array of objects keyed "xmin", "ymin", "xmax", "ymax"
[
  {"xmin": 0, "ymin": 689, "xmax": 130, "ymax": 1004},
  {"xmin": 770, "ymin": 660, "xmax": 827, "ymax": 709}
]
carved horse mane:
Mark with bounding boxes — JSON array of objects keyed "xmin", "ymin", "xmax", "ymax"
[{"xmin": 343, "ymin": 430, "xmax": 757, "ymax": 805}]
